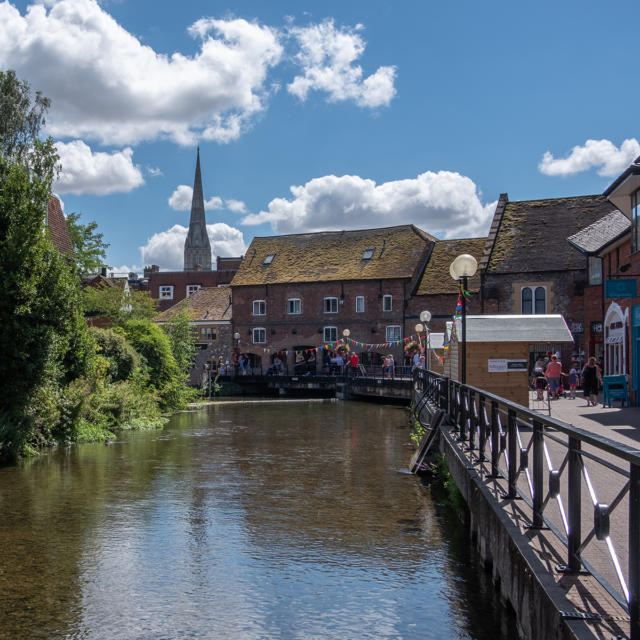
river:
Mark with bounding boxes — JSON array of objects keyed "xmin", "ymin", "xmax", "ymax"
[{"xmin": 0, "ymin": 400, "xmax": 517, "ymax": 639}]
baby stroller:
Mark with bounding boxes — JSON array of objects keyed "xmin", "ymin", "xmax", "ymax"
[{"xmin": 535, "ymin": 374, "xmax": 547, "ymax": 401}]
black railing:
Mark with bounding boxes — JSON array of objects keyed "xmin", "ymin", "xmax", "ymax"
[{"xmin": 414, "ymin": 368, "xmax": 640, "ymax": 640}]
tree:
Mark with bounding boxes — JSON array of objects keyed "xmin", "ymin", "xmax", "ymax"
[
  {"xmin": 0, "ymin": 70, "xmax": 90, "ymax": 459},
  {"xmin": 162, "ymin": 309, "xmax": 197, "ymax": 374},
  {"xmin": 83, "ymin": 284, "xmax": 157, "ymax": 324},
  {"xmin": 66, "ymin": 212, "xmax": 110, "ymax": 274}
]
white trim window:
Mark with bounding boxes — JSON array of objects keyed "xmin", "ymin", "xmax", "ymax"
[
  {"xmin": 252, "ymin": 300, "xmax": 266, "ymax": 316},
  {"xmin": 604, "ymin": 302, "xmax": 627, "ymax": 375},
  {"xmin": 355, "ymin": 296, "xmax": 365, "ymax": 313},
  {"xmin": 159, "ymin": 285, "xmax": 174, "ymax": 300},
  {"xmin": 383, "ymin": 294, "xmax": 392, "ymax": 312},
  {"xmin": 324, "ymin": 297, "xmax": 338, "ymax": 313},
  {"xmin": 186, "ymin": 284, "xmax": 201, "ymax": 298},
  {"xmin": 521, "ymin": 286, "xmax": 546, "ymax": 314},
  {"xmin": 287, "ymin": 298, "xmax": 301, "ymax": 314},
  {"xmin": 386, "ymin": 325, "xmax": 402, "ymax": 342},
  {"xmin": 323, "ymin": 326, "xmax": 337, "ymax": 342},
  {"xmin": 252, "ymin": 327, "xmax": 266, "ymax": 344},
  {"xmin": 199, "ymin": 327, "xmax": 217, "ymax": 341}
]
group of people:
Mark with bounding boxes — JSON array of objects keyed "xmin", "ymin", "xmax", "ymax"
[
  {"xmin": 411, "ymin": 351, "xmax": 426, "ymax": 373},
  {"xmin": 533, "ymin": 353, "xmax": 603, "ymax": 406}
]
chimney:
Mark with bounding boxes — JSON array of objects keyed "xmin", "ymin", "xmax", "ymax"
[{"xmin": 143, "ymin": 264, "xmax": 160, "ymax": 278}]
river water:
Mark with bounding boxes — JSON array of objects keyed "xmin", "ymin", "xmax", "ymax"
[{"xmin": 0, "ymin": 400, "xmax": 517, "ymax": 639}]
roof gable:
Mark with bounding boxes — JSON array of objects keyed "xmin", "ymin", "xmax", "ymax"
[
  {"xmin": 47, "ymin": 196, "xmax": 74, "ymax": 255},
  {"xmin": 416, "ymin": 237, "xmax": 486, "ymax": 295},
  {"xmin": 567, "ymin": 210, "xmax": 631, "ymax": 255},
  {"xmin": 484, "ymin": 195, "xmax": 616, "ymax": 273},
  {"xmin": 231, "ymin": 225, "xmax": 435, "ymax": 286},
  {"xmin": 155, "ymin": 286, "xmax": 232, "ymax": 322}
]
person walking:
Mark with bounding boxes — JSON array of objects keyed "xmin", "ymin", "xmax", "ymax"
[
  {"xmin": 567, "ymin": 364, "xmax": 579, "ymax": 399},
  {"xmin": 544, "ymin": 354, "xmax": 563, "ymax": 400},
  {"xmin": 349, "ymin": 352, "xmax": 359, "ymax": 377},
  {"xmin": 581, "ymin": 356, "xmax": 603, "ymax": 407}
]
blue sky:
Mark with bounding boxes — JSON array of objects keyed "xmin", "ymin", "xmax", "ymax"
[{"xmin": 1, "ymin": 0, "xmax": 638, "ymax": 273}]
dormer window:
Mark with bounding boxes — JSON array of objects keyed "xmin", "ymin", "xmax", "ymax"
[
  {"xmin": 362, "ymin": 248, "xmax": 374, "ymax": 260},
  {"xmin": 263, "ymin": 254, "xmax": 275, "ymax": 265}
]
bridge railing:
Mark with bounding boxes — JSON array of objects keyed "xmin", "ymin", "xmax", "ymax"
[{"xmin": 414, "ymin": 368, "xmax": 640, "ymax": 640}]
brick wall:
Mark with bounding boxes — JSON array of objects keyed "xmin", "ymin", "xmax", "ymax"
[
  {"xmin": 232, "ymin": 279, "xmax": 410, "ymax": 370},
  {"xmin": 148, "ymin": 270, "xmax": 236, "ymax": 311}
]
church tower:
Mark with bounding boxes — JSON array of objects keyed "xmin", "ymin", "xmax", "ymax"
[{"xmin": 184, "ymin": 148, "xmax": 212, "ymax": 271}]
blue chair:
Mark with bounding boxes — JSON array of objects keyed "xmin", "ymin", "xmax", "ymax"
[{"xmin": 602, "ymin": 375, "xmax": 630, "ymax": 408}]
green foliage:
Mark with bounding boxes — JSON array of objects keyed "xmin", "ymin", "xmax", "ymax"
[
  {"xmin": 65, "ymin": 212, "xmax": 109, "ymax": 274},
  {"xmin": 83, "ymin": 285, "xmax": 157, "ymax": 324},
  {"xmin": 89, "ymin": 327, "xmax": 140, "ymax": 381},
  {"xmin": 162, "ymin": 309, "xmax": 197, "ymax": 374}
]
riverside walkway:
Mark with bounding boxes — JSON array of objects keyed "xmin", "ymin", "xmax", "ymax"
[{"xmin": 414, "ymin": 372, "xmax": 640, "ymax": 640}]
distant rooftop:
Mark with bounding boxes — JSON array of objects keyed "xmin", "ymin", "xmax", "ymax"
[{"xmin": 567, "ymin": 210, "xmax": 631, "ymax": 255}]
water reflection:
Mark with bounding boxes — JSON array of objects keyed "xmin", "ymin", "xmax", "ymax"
[{"xmin": 0, "ymin": 401, "xmax": 516, "ymax": 639}]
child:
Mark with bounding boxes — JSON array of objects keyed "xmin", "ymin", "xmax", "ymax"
[
  {"xmin": 535, "ymin": 373, "xmax": 547, "ymax": 401},
  {"xmin": 568, "ymin": 364, "xmax": 579, "ymax": 399}
]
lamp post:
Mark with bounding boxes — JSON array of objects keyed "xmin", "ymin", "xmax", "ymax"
[
  {"xmin": 449, "ymin": 254, "xmax": 478, "ymax": 384},
  {"xmin": 420, "ymin": 310, "xmax": 432, "ymax": 370}
]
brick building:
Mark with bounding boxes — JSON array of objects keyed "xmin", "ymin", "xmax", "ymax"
[
  {"xmin": 230, "ymin": 225, "xmax": 435, "ymax": 373},
  {"xmin": 155, "ymin": 286, "xmax": 233, "ymax": 385},
  {"xmin": 478, "ymin": 193, "xmax": 616, "ymax": 366}
]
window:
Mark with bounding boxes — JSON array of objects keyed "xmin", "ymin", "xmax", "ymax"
[
  {"xmin": 263, "ymin": 253, "xmax": 275, "ymax": 265},
  {"xmin": 362, "ymin": 248, "xmax": 374, "ymax": 260},
  {"xmin": 324, "ymin": 297, "xmax": 338, "ymax": 313},
  {"xmin": 323, "ymin": 326, "xmax": 337, "ymax": 342},
  {"xmin": 355, "ymin": 296, "xmax": 365, "ymax": 313},
  {"xmin": 604, "ymin": 302, "xmax": 627, "ymax": 375},
  {"xmin": 186, "ymin": 284, "xmax": 201, "ymax": 298},
  {"xmin": 159, "ymin": 285, "xmax": 174, "ymax": 300},
  {"xmin": 588, "ymin": 257, "xmax": 602, "ymax": 285},
  {"xmin": 383, "ymin": 295, "xmax": 392, "ymax": 312},
  {"xmin": 252, "ymin": 327, "xmax": 266, "ymax": 344},
  {"xmin": 521, "ymin": 286, "xmax": 546, "ymax": 314},
  {"xmin": 199, "ymin": 327, "xmax": 217, "ymax": 341},
  {"xmin": 386, "ymin": 325, "xmax": 402, "ymax": 342},
  {"xmin": 633, "ymin": 190, "xmax": 640, "ymax": 253},
  {"xmin": 252, "ymin": 300, "xmax": 266, "ymax": 316},
  {"xmin": 287, "ymin": 298, "xmax": 301, "ymax": 314}
]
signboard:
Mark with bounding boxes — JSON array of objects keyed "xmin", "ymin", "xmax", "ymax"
[
  {"xmin": 488, "ymin": 359, "xmax": 528, "ymax": 373},
  {"xmin": 605, "ymin": 279, "xmax": 638, "ymax": 299},
  {"xmin": 591, "ymin": 321, "xmax": 603, "ymax": 335},
  {"xmin": 570, "ymin": 321, "xmax": 583, "ymax": 334}
]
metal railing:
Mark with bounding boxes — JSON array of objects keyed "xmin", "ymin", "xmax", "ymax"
[{"xmin": 414, "ymin": 368, "xmax": 640, "ymax": 640}]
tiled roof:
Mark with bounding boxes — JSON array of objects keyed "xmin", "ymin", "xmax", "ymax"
[
  {"xmin": 231, "ymin": 225, "xmax": 435, "ymax": 286},
  {"xmin": 416, "ymin": 237, "xmax": 486, "ymax": 295},
  {"xmin": 483, "ymin": 195, "xmax": 616, "ymax": 273},
  {"xmin": 567, "ymin": 210, "xmax": 631, "ymax": 255},
  {"xmin": 155, "ymin": 287, "xmax": 232, "ymax": 322},
  {"xmin": 47, "ymin": 196, "xmax": 74, "ymax": 255}
]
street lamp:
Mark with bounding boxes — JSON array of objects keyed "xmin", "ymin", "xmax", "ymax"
[
  {"xmin": 342, "ymin": 328, "xmax": 350, "ymax": 338},
  {"xmin": 419, "ymin": 310, "xmax": 432, "ymax": 370},
  {"xmin": 233, "ymin": 332, "xmax": 240, "ymax": 350},
  {"xmin": 450, "ymin": 254, "xmax": 477, "ymax": 384}
]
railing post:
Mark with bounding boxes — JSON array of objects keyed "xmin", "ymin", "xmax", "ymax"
[
  {"xmin": 630, "ymin": 462, "xmax": 640, "ymax": 640},
  {"xmin": 567, "ymin": 436, "xmax": 582, "ymax": 572},
  {"xmin": 532, "ymin": 419, "xmax": 544, "ymax": 529},
  {"xmin": 467, "ymin": 390, "xmax": 476, "ymax": 450},
  {"xmin": 478, "ymin": 396, "xmax": 486, "ymax": 461},
  {"xmin": 459, "ymin": 386, "xmax": 468, "ymax": 441},
  {"xmin": 507, "ymin": 408, "xmax": 518, "ymax": 499},
  {"xmin": 490, "ymin": 400, "xmax": 500, "ymax": 477}
]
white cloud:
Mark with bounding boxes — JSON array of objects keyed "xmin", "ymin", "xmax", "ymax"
[
  {"xmin": 242, "ymin": 172, "xmax": 495, "ymax": 239},
  {"xmin": 140, "ymin": 223, "xmax": 246, "ymax": 270},
  {"xmin": 225, "ymin": 198, "xmax": 248, "ymax": 214},
  {"xmin": 54, "ymin": 140, "xmax": 144, "ymax": 195},
  {"xmin": 287, "ymin": 20, "xmax": 396, "ymax": 108},
  {"xmin": 0, "ymin": 0, "xmax": 283, "ymax": 146},
  {"xmin": 168, "ymin": 186, "xmax": 223, "ymax": 211},
  {"xmin": 147, "ymin": 166, "xmax": 163, "ymax": 177},
  {"xmin": 108, "ymin": 265, "xmax": 141, "ymax": 278},
  {"xmin": 539, "ymin": 138, "xmax": 640, "ymax": 178}
]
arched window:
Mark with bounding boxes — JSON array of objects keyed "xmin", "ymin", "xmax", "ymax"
[
  {"xmin": 534, "ymin": 287, "xmax": 546, "ymax": 314},
  {"xmin": 521, "ymin": 287, "xmax": 533, "ymax": 314}
]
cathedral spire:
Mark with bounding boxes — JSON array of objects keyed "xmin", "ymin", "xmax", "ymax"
[{"xmin": 184, "ymin": 147, "xmax": 212, "ymax": 271}]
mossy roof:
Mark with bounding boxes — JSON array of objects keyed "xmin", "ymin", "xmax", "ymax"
[
  {"xmin": 485, "ymin": 195, "xmax": 616, "ymax": 273},
  {"xmin": 155, "ymin": 287, "xmax": 232, "ymax": 322},
  {"xmin": 416, "ymin": 237, "xmax": 486, "ymax": 295},
  {"xmin": 231, "ymin": 225, "xmax": 435, "ymax": 286}
]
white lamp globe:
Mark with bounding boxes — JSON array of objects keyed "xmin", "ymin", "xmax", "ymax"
[
  {"xmin": 342, "ymin": 329, "xmax": 350, "ymax": 337},
  {"xmin": 450, "ymin": 254, "xmax": 478, "ymax": 279},
  {"xmin": 414, "ymin": 323, "xmax": 424, "ymax": 334},
  {"xmin": 419, "ymin": 310, "xmax": 432, "ymax": 323},
  {"xmin": 233, "ymin": 332, "xmax": 240, "ymax": 340}
]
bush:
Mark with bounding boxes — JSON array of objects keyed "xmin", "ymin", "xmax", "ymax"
[{"xmin": 89, "ymin": 327, "xmax": 140, "ymax": 382}]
